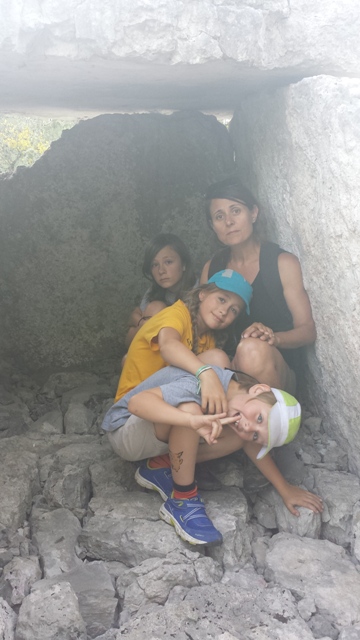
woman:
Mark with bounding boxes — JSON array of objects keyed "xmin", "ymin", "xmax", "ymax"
[
  {"xmin": 200, "ymin": 178, "xmax": 316, "ymax": 393},
  {"xmin": 125, "ymin": 233, "xmax": 197, "ymax": 348}
]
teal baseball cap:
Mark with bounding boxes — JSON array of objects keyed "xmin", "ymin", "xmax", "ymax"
[
  {"xmin": 208, "ymin": 269, "xmax": 252, "ymax": 314},
  {"xmin": 257, "ymin": 388, "xmax": 301, "ymax": 459}
]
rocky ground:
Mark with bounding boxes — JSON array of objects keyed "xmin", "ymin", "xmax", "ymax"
[{"xmin": 0, "ymin": 360, "xmax": 360, "ymax": 640}]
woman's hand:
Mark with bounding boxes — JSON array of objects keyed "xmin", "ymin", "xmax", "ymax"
[
  {"xmin": 198, "ymin": 368, "xmax": 228, "ymax": 414},
  {"xmin": 241, "ymin": 322, "xmax": 279, "ymax": 346},
  {"xmin": 279, "ymin": 482, "xmax": 324, "ymax": 516}
]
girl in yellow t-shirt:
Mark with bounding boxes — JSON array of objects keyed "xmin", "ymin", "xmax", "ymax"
[{"xmin": 115, "ymin": 269, "xmax": 253, "ymax": 416}]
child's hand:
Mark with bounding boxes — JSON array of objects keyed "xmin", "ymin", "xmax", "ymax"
[
  {"xmin": 280, "ymin": 483, "xmax": 324, "ymax": 517},
  {"xmin": 199, "ymin": 368, "xmax": 228, "ymax": 414},
  {"xmin": 189, "ymin": 412, "xmax": 224, "ymax": 445},
  {"xmin": 189, "ymin": 414, "xmax": 237, "ymax": 445}
]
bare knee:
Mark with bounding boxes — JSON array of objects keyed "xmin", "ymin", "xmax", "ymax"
[
  {"xmin": 198, "ymin": 348, "xmax": 231, "ymax": 368},
  {"xmin": 232, "ymin": 338, "xmax": 291, "ymax": 389},
  {"xmin": 234, "ymin": 338, "xmax": 271, "ymax": 370}
]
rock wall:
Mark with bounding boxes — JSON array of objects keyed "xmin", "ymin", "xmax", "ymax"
[
  {"xmin": 0, "ymin": 111, "xmax": 234, "ymax": 371},
  {"xmin": 230, "ymin": 75, "xmax": 360, "ymax": 474},
  {"xmin": 1, "ymin": 0, "xmax": 359, "ymax": 111}
]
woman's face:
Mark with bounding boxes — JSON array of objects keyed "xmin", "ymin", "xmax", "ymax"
[
  {"xmin": 151, "ymin": 245, "xmax": 184, "ymax": 291},
  {"xmin": 209, "ymin": 198, "xmax": 258, "ymax": 246}
]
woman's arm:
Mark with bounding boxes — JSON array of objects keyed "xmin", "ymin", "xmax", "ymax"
[
  {"xmin": 274, "ymin": 253, "xmax": 316, "ymax": 348},
  {"xmin": 199, "ymin": 260, "xmax": 211, "ymax": 285},
  {"xmin": 242, "ymin": 253, "xmax": 316, "ymax": 349},
  {"xmin": 157, "ymin": 327, "xmax": 228, "ymax": 413},
  {"xmin": 242, "ymin": 441, "xmax": 323, "ymax": 515}
]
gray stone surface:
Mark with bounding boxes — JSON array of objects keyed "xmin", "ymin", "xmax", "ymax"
[
  {"xmin": 29, "ymin": 409, "xmax": 64, "ymax": 434},
  {"xmin": 204, "ymin": 488, "xmax": 251, "ymax": 569},
  {"xmin": 265, "ymin": 533, "xmax": 360, "ymax": 627},
  {"xmin": 0, "ymin": 451, "xmax": 40, "ymax": 530},
  {"xmin": 15, "ymin": 581, "xmax": 87, "ymax": 640},
  {"xmin": 231, "ymin": 75, "xmax": 360, "ymax": 476},
  {"xmin": 0, "ymin": 0, "xmax": 359, "ymax": 112},
  {"xmin": 312, "ymin": 468, "xmax": 360, "ymax": 547},
  {"xmin": 255, "ymin": 486, "xmax": 322, "ymax": 539},
  {"xmin": 0, "ymin": 556, "xmax": 41, "ymax": 606},
  {"xmin": 1, "ymin": 362, "xmax": 360, "ymax": 639},
  {"xmin": 32, "ymin": 563, "xmax": 117, "ymax": 639},
  {"xmin": 0, "ymin": 597, "xmax": 16, "ymax": 640},
  {"xmin": 31, "ymin": 508, "xmax": 82, "ymax": 578},
  {"xmin": 0, "ymin": 112, "xmax": 231, "ymax": 369},
  {"xmin": 64, "ymin": 401, "xmax": 96, "ymax": 435},
  {"xmin": 119, "ymin": 549, "xmax": 222, "ymax": 613},
  {"xmin": 79, "ymin": 490, "xmax": 187, "ymax": 566}
]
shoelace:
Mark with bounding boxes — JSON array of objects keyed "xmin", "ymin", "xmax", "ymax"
[{"xmin": 177, "ymin": 500, "xmax": 211, "ymax": 525}]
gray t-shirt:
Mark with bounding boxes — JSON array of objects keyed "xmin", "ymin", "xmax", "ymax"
[
  {"xmin": 102, "ymin": 365, "xmax": 235, "ymax": 432},
  {"xmin": 139, "ymin": 288, "xmax": 176, "ymax": 311}
]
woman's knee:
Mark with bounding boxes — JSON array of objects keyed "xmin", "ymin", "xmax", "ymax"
[{"xmin": 234, "ymin": 338, "xmax": 273, "ymax": 368}]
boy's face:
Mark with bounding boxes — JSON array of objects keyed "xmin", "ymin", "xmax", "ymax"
[{"xmin": 227, "ymin": 393, "xmax": 271, "ymax": 445}]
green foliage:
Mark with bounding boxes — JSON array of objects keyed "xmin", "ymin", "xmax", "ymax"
[{"xmin": 0, "ymin": 115, "xmax": 79, "ymax": 174}]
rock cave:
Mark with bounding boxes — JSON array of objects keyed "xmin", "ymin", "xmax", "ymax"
[{"xmin": 0, "ymin": 1, "xmax": 360, "ymax": 639}]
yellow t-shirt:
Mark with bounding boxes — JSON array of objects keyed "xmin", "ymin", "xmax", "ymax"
[{"xmin": 115, "ymin": 300, "xmax": 215, "ymax": 401}]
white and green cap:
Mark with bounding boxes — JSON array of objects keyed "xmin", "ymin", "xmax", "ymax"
[{"xmin": 256, "ymin": 388, "xmax": 301, "ymax": 460}]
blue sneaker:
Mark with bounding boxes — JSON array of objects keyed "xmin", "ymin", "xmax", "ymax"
[
  {"xmin": 159, "ymin": 496, "xmax": 223, "ymax": 546},
  {"xmin": 135, "ymin": 463, "xmax": 173, "ymax": 501}
]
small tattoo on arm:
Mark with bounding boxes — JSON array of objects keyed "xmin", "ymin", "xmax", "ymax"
[{"xmin": 169, "ymin": 449, "xmax": 183, "ymax": 472}]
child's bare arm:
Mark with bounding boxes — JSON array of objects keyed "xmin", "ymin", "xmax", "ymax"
[
  {"xmin": 242, "ymin": 441, "xmax": 323, "ymax": 516},
  {"xmin": 128, "ymin": 387, "xmax": 236, "ymax": 445},
  {"xmin": 157, "ymin": 327, "xmax": 228, "ymax": 413},
  {"xmin": 125, "ymin": 302, "xmax": 167, "ymax": 348}
]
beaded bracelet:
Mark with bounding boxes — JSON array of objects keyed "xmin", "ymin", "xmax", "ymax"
[{"xmin": 195, "ymin": 365, "xmax": 212, "ymax": 393}]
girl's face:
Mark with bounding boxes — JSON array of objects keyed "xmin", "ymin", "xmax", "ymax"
[
  {"xmin": 197, "ymin": 288, "xmax": 244, "ymax": 335},
  {"xmin": 227, "ymin": 392, "xmax": 271, "ymax": 446},
  {"xmin": 209, "ymin": 198, "xmax": 258, "ymax": 246},
  {"xmin": 151, "ymin": 245, "xmax": 184, "ymax": 291}
]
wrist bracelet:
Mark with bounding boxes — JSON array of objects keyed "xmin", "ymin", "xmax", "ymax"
[
  {"xmin": 137, "ymin": 315, "xmax": 151, "ymax": 326},
  {"xmin": 195, "ymin": 365, "xmax": 212, "ymax": 393}
]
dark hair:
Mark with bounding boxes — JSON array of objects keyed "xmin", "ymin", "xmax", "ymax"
[
  {"xmin": 205, "ymin": 178, "xmax": 259, "ymax": 232},
  {"xmin": 142, "ymin": 233, "xmax": 196, "ymax": 304}
]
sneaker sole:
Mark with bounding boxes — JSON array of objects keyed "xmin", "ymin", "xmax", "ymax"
[
  {"xmin": 159, "ymin": 503, "xmax": 222, "ymax": 546},
  {"xmin": 134, "ymin": 468, "xmax": 168, "ymax": 501}
]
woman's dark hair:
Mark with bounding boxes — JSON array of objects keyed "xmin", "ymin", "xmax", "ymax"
[
  {"xmin": 205, "ymin": 178, "xmax": 259, "ymax": 231},
  {"xmin": 142, "ymin": 233, "xmax": 196, "ymax": 304}
]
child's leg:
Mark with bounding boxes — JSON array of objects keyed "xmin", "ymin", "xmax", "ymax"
[
  {"xmin": 198, "ymin": 348, "xmax": 231, "ymax": 369},
  {"xmin": 157, "ymin": 401, "xmax": 224, "ymax": 545},
  {"xmin": 195, "ymin": 425, "xmax": 245, "ymax": 464}
]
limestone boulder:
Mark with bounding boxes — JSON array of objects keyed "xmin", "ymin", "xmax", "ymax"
[
  {"xmin": 15, "ymin": 581, "xmax": 86, "ymax": 640},
  {"xmin": 231, "ymin": 75, "xmax": 360, "ymax": 475},
  {"xmin": 30, "ymin": 508, "xmax": 82, "ymax": 578},
  {"xmin": 264, "ymin": 533, "xmax": 360, "ymax": 627},
  {"xmin": 0, "ymin": 112, "xmax": 230, "ymax": 369},
  {"xmin": 119, "ymin": 549, "xmax": 222, "ymax": 613},
  {"xmin": 31, "ymin": 562, "xmax": 117, "ymax": 639},
  {"xmin": 0, "ymin": 597, "xmax": 17, "ymax": 640},
  {"xmin": 79, "ymin": 489, "xmax": 188, "ymax": 566},
  {"xmin": 312, "ymin": 468, "xmax": 360, "ymax": 547},
  {"xmin": 204, "ymin": 488, "xmax": 251, "ymax": 569},
  {"xmin": 0, "ymin": 557, "xmax": 41, "ymax": 606},
  {"xmin": 0, "ymin": 451, "xmax": 40, "ymax": 531},
  {"xmin": 1, "ymin": 0, "xmax": 360, "ymax": 112}
]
